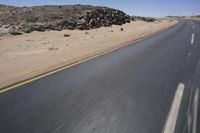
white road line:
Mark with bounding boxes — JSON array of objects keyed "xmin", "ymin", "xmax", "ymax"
[
  {"xmin": 187, "ymin": 87, "xmax": 195, "ymax": 133},
  {"xmin": 193, "ymin": 26, "xmax": 195, "ymax": 29},
  {"xmin": 192, "ymin": 88, "xmax": 199, "ymax": 133},
  {"xmin": 163, "ymin": 83, "xmax": 185, "ymax": 133},
  {"xmin": 191, "ymin": 33, "xmax": 195, "ymax": 44}
]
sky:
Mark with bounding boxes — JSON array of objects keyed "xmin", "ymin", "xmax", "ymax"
[{"xmin": 0, "ymin": 0, "xmax": 200, "ymax": 17}]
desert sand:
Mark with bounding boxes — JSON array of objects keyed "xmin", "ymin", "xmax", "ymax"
[
  {"xmin": 188, "ymin": 17, "xmax": 200, "ymax": 21},
  {"xmin": 0, "ymin": 20, "xmax": 177, "ymax": 88}
]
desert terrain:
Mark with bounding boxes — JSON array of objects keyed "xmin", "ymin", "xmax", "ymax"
[{"xmin": 0, "ymin": 19, "xmax": 177, "ymax": 88}]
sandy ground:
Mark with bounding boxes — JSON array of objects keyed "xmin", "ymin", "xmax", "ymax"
[
  {"xmin": 187, "ymin": 17, "xmax": 200, "ymax": 21},
  {"xmin": 0, "ymin": 20, "xmax": 177, "ymax": 88}
]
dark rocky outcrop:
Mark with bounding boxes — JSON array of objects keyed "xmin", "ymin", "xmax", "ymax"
[
  {"xmin": 0, "ymin": 4, "xmax": 131, "ymax": 34},
  {"xmin": 132, "ymin": 16, "xmax": 156, "ymax": 22},
  {"xmin": 0, "ymin": 4, "xmax": 157, "ymax": 35},
  {"xmin": 8, "ymin": 30, "xmax": 23, "ymax": 35},
  {"xmin": 77, "ymin": 8, "xmax": 131, "ymax": 29},
  {"xmin": 131, "ymin": 16, "xmax": 156, "ymax": 22}
]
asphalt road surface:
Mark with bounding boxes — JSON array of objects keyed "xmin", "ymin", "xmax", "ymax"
[{"xmin": 0, "ymin": 19, "xmax": 200, "ymax": 133}]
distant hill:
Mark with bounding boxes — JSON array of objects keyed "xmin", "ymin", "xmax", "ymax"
[{"xmin": 193, "ymin": 15, "xmax": 200, "ymax": 18}]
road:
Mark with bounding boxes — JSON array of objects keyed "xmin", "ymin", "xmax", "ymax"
[{"xmin": 0, "ymin": 19, "xmax": 200, "ymax": 133}]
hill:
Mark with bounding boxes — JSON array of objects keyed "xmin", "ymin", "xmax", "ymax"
[{"xmin": 0, "ymin": 4, "xmax": 131, "ymax": 34}]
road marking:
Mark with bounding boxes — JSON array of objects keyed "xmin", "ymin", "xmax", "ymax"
[
  {"xmin": 187, "ymin": 87, "xmax": 195, "ymax": 133},
  {"xmin": 193, "ymin": 26, "xmax": 195, "ymax": 29},
  {"xmin": 0, "ymin": 50, "xmax": 124, "ymax": 94},
  {"xmin": 192, "ymin": 88, "xmax": 199, "ymax": 133},
  {"xmin": 163, "ymin": 83, "xmax": 184, "ymax": 133},
  {"xmin": 191, "ymin": 33, "xmax": 195, "ymax": 44}
]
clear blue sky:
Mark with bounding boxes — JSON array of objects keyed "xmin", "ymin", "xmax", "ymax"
[{"xmin": 0, "ymin": 0, "xmax": 200, "ymax": 17}]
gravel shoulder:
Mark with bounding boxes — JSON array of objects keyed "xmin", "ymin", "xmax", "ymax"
[{"xmin": 0, "ymin": 19, "xmax": 178, "ymax": 88}]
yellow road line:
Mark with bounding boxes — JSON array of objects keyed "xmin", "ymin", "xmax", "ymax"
[
  {"xmin": 0, "ymin": 23, "xmax": 178, "ymax": 94},
  {"xmin": 0, "ymin": 45, "xmax": 127, "ymax": 94}
]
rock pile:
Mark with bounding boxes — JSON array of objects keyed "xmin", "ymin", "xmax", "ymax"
[
  {"xmin": 132, "ymin": 16, "xmax": 156, "ymax": 22},
  {"xmin": 0, "ymin": 4, "xmax": 156, "ymax": 35},
  {"xmin": 16, "ymin": 8, "xmax": 131, "ymax": 32},
  {"xmin": 0, "ymin": 4, "xmax": 131, "ymax": 34},
  {"xmin": 76, "ymin": 8, "xmax": 131, "ymax": 30}
]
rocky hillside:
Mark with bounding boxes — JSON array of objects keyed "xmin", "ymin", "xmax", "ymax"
[
  {"xmin": 0, "ymin": 4, "xmax": 132, "ymax": 34},
  {"xmin": 192, "ymin": 15, "xmax": 200, "ymax": 18},
  {"xmin": 132, "ymin": 16, "xmax": 156, "ymax": 22}
]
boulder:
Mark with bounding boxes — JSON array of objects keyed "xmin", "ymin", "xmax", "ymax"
[
  {"xmin": 31, "ymin": 25, "xmax": 45, "ymax": 32},
  {"xmin": 131, "ymin": 17, "xmax": 136, "ymax": 21},
  {"xmin": 67, "ymin": 25, "xmax": 75, "ymax": 30},
  {"xmin": 64, "ymin": 34, "xmax": 70, "ymax": 37},
  {"xmin": 9, "ymin": 30, "xmax": 23, "ymax": 35},
  {"xmin": 89, "ymin": 19, "xmax": 95, "ymax": 27},
  {"xmin": 23, "ymin": 28, "xmax": 33, "ymax": 33},
  {"xmin": 52, "ymin": 26, "xmax": 63, "ymax": 31},
  {"xmin": 77, "ymin": 18, "xmax": 86, "ymax": 26},
  {"xmin": 77, "ymin": 24, "xmax": 89, "ymax": 30}
]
